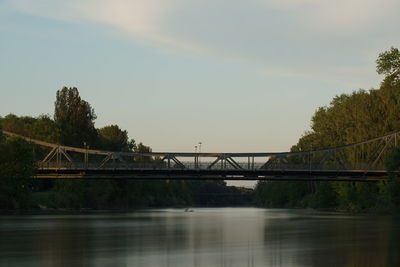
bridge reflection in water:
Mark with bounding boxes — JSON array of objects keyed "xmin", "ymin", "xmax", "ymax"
[{"xmin": 3, "ymin": 130, "xmax": 399, "ymax": 182}]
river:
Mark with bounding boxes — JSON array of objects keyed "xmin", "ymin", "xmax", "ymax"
[{"xmin": 1, "ymin": 208, "xmax": 399, "ymax": 266}]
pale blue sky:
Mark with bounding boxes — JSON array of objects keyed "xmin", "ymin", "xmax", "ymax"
[{"xmin": 1, "ymin": 0, "xmax": 399, "ymax": 154}]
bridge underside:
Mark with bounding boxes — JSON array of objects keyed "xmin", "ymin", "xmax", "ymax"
[{"xmin": 35, "ymin": 168, "xmax": 389, "ymax": 182}]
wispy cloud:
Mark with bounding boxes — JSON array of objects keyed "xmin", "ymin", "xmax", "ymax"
[
  {"xmin": 8, "ymin": 0, "xmax": 207, "ymax": 52},
  {"xmin": 7, "ymin": 0, "xmax": 400, "ymax": 86},
  {"xmin": 10, "ymin": 0, "xmax": 399, "ymax": 51}
]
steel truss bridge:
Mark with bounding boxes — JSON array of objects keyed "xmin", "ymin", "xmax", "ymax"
[{"xmin": 3, "ymin": 130, "xmax": 400, "ymax": 182}]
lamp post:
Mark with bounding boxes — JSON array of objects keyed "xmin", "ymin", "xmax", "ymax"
[
  {"xmin": 83, "ymin": 142, "xmax": 86, "ymax": 168},
  {"xmin": 194, "ymin": 145, "xmax": 198, "ymax": 168},
  {"xmin": 198, "ymin": 142, "xmax": 202, "ymax": 168},
  {"xmin": 83, "ymin": 142, "xmax": 89, "ymax": 168},
  {"xmin": 87, "ymin": 145, "xmax": 89, "ymax": 168},
  {"xmin": 309, "ymin": 145, "xmax": 312, "ymax": 173}
]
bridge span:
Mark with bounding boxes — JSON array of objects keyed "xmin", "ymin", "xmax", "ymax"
[{"xmin": 2, "ymin": 130, "xmax": 400, "ymax": 182}]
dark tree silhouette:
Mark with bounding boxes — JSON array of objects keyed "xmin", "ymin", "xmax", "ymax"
[{"xmin": 54, "ymin": 87, "xmax": 97, "ymax": 147}]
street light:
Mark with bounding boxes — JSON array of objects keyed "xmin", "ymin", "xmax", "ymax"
[
  {"xmin": 194, "ymin": 145, "xmax": 198, "ymax": 168},
  {"xmin": 198, "ymin": 142, "xmax": 202, "ymax": 168},
  {"xmin": 83, "ymin": 142, "xmax": 87, "ymax": 168}
]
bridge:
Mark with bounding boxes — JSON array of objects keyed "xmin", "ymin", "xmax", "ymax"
[{"xmin": 2, "ymin": 130, "xmax": 400, "ymax": 182}]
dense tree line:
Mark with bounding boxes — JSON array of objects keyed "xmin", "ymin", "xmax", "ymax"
[
  {"xmin": 0, "ymin": 87, "xmax": 252, "ymax": 210},
  {"xmin": 255, "ymin": 47, "xmax": 400, "ymax": 212},
  {"xmin": 0, "ymin": 132, "xmax": 36, "ymax": 209}
]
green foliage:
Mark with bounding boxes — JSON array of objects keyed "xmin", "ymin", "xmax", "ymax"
[
  {"xmin": 1, "ymin": 87, "xmax": 254, "ymax": 210},
  {"xmin": 386, "ymin": 178, "xmax": 400, "ymax": 208},
  {"xmin": 307, "ymin": 182, "xmax": 338, "ymax": 209},
  {"xmin": 0, "ymin": 114, "xmax": 61, "ymax": 143},
  {"xmin": 121, "ymin": 180, "xmax": 191, "ymax": 207},
  {"xmin": 377, "ymin": 47, "xmax": 400, "ymax": 87},
  {"xmin": 188, "ymin": 180, "xmax": 251, "ymax": 206},
  {"xmin": 28, "ymin": 115, "xmax": 61, "ymax": 143},
  {"xmin": 50, "ymin": 179, "xmax": 120, "ymax": 209},
  {"xmin": 295, "ymin": 86, "xmax": 400, "ymax": 149},
  {"xmin": 54, "ymin": 87, "xmax": 97, "ymax": 147},
  {"xmin": 384, "ymin": 148, "xmax": 400, "ymax": 208},
  {"xmin": 0, "ymin": 114, "xmax": 35, "ymax": 136},
  {"xmin": 98, "ymin": 125, "xmax": 135, "ymax": 151},
  {"xmin": 376, "ymin": 47, "xmax": 400, "ymax": 76},
  {"xmin": 49, "ymin": 179, "xmax": 199, "ymax": 209},
  {"xmin": 134, "ymin": 142, "xmax": 153, "ymax": 162},
  {"xmin": 386, "ymin": 147, "xmax": 400, "ymax": 173},
  {"xmin": 254, "ymin": 181, "xmax": 312, "ymax": 207},
  {"xmin": 135, "ymin": 142, "xmax": 151, "ymax": 153},
  {"xmin": 333, "ymin": 183, "xmax": 381, "ymax": 212},
  {"xmin": 256, "ymin": 47, "xmax": 400, "ymax": 212},
  {"xmin": 50, "ymin": 180, "xmax": 87, "ymax": 209},
  {"xmin": 46, "ymin": 179, "xmax": 253, "ymax": 209},
  {"xmin": 0, "ymin": 136, "xmax": 36, "ymax": 209}
]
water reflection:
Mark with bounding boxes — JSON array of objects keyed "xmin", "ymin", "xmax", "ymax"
[{"xmin": 1, "ymin": 209, "xmax": 400, "ymax": 266}]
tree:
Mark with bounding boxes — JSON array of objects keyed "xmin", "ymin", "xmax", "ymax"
[
  {"xmin": 377, "ymin": 47, "xmax": 400, "ymax": 76},
  {"xmin": 134, "ymin": 142, "xmax": 152, "ymax": 162},
  {"xmin": 0, "ymin": 135, "xmax": 36, "ymax": 209},
  {"xmin": 135, "ymin": 142, "xmax": 151, "ymax": 153},
  {"xmin": 27, "ymin": 115, "xmax": 61, "ymax": 143},
  {"xmin": 54, "ymin": 87, "xmax": 97, "ymax": 147},
  {"xmin": 98, "ymin": 125, "xmax": 135, "ymax": 152},
  {"xmin": 0, "ymin": 114, "xmax": 61, "ymax": 143},
  {"xmin": 384, "ymin": 148, "xmax": 400, "ymax": 208},
  {"xmin": 256, "ymin": 47, "xmax": 400, "ymax": 211},
  {"xmin": 377, "ymin": 47, "xmax": 400, "ymax": 85},
  {"xmin": 0, "ymin": 114, "xmax": 35, "ymax": 136}
]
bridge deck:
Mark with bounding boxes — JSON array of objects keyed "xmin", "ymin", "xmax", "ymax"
[{"xmin": 36, "ymin": 168, "xmax": 389, "ymax": 182}]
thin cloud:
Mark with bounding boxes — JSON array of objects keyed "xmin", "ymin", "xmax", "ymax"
[
  {"xmin": 8, "ymin": 0, "xmax": 207, "ymax": 52},
  {"xmin": 7, "ymin": 0, "xmax": 400, "ymax": 88},
  {"xmin": 8, "ymin": 0, "xmax": 400, "ymax": 50}
]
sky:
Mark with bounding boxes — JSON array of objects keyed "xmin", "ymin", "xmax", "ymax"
[{"xmin": 1, "ymin": 0, "xmax": 400, "ymax": 156}]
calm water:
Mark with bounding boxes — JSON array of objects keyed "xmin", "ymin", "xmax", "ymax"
[{"xmin": 1, "ymin": 208, "xmax": 399, "ymax": 267}]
